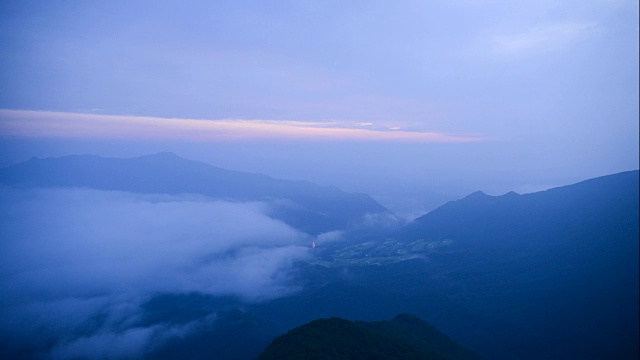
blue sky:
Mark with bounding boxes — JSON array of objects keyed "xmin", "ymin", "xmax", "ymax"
[{"xmin": 0, "ymin": 0, "xmax": 638, "ymax": 212}]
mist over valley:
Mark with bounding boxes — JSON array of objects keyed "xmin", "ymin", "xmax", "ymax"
[{"xmin": 0, "ymin": 154, "xmax": 637, "ymax": 359}]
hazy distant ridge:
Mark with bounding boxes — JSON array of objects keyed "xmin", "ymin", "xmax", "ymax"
[
  {"xmin": 400, "ymin": 169, "xmax": 639, "ymax": 248},
  {"xmin": 0, "ymin": 152, "xmax": 390, "ymax": 234}
]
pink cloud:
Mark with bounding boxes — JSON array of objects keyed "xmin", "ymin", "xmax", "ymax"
[{"xmin": 0, "ymin": 109, "xmax": 486, "ymax": 143}]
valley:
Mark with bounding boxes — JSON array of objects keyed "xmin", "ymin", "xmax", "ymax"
[{"xmin": 0, "ymin": 154, "xmax": 637, "ymax": 359}]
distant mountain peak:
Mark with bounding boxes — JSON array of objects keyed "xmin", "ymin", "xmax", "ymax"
[
  {"xmin": 147, "ymin": 151, "xmax": 181, "ymax": 158},
  {"xmin": 403, "ymin": 169, "xmax": 639, "ymax": 236},
  {"xmin": 463, "ymin": 190, "xmax": 489, "ymax": 199},
  {"xmin": 134, "ymin": 151, "xmax": 188, "ymax": 163},
  {"xmin": 0, "ymin": 152, "xmax": 390, "ymax": 234}
]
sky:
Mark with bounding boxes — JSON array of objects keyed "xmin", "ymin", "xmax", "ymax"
[
  {"xmin": 0, "ymin": 0, "xmax": 638, "ymax": 212},
  {"xmin": 0, "ymin": 2, "xmax": 638, "ymax": 356}
]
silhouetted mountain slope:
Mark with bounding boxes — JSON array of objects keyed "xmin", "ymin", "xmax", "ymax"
[
  {"xmin": 402, "ymin": 170, "xmax": 638, "ymax": 244},
  {"xmin": 256, "ymin": 314, "xmax": 482, "ymax": 360},
  {"xmin": 249, "ymin": 260, "xmax": 536, "ymax": 360},
  {"xmin": 391, "ymin": 170, "xmax": 639, "ymax": 359},
  {"xmin": 231, "ymin": 171, "xmax": 640, "ymax": 360},
  {"xmin": 0, "ymin": 152, "xmax": 389, "ymax": 234}
]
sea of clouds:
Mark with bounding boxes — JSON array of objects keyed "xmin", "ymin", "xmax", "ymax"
[{"xmin": 0, "ymin": 187, "xmax": 312, "ymax": 358}]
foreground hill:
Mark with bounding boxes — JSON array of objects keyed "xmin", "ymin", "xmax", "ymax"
[
  {"xmin": 0, "ymin": 152, "xmax": 389, "ymax": 234},
  {"xmin": 257, "ymin": 314, "xmax": 482, "ymax": 360}
]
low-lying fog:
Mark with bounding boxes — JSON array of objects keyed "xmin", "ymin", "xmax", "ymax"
[{"xmin": 0, "ymin": 187, "xmax": 314, "ymax": 358}]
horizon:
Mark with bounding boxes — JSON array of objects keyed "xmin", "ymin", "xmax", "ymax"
[
  {"xmin": 1, "ymin": 0, "xmax": 638, "ymax": 216},
  {"xmin": 2, "ymin": 149, "xmax": 637, "ymax": 219}
]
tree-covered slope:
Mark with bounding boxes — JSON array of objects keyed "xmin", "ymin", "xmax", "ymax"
[{"xmin": 256, "ymin": 314, "xmax": 482, "ymax": 360}]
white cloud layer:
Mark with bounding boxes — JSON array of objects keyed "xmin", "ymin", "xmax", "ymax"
[
  {"xmin": 0, "ymin": 187, "xmax": 311, "ymax": 357},
  {"xmin": 0, "ymin": 109, "xmax": 485, "ymax": 143}
]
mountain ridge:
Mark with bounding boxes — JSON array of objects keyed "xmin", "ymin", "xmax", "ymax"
[
  {"xmin": 401, "ymin": 169, "xmax": 639, "ymax": 240},
  {"xmin": 389, "ymin": 169, "xmax": 639, "ymax": 359},
  {"xmin": 0, "ymin": 152, "xmax": 391, "ymax": 235}
]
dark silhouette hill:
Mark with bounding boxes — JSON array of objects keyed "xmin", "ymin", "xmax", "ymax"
[
  {"xmin": 256, "ymin": 314, "xmax": 482, "ymax": 360},
  {"xmin": 391, "ymin": 170, "xmax": 639, "ymax": 359},
  {"xmin": 0, "ymin": 152, "xmax": 389, "ymax": 234}
]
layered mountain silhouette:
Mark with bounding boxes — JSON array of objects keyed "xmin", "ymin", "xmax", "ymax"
[
  {"xmin": 0, "ymin": 152, "xmax": 389, "ymax": 234},
  {"xmin": 390, "ymin": 170, "xmax": 640, "ymax": 359},
  {"xmin": 1, "ymin": 153, "xmax": 637, "ymax": 360},
  {"xmin": 257, "ymin": 314, "xmax": 482, "ymax": 360},
  {"xmin": 247, "ymin": 170, "xmax": 639, "ymax": 359}
]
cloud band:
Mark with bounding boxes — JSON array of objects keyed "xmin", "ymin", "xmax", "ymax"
[{"xmin": 0, "ymin": 109, "xmax": 485, "ymax": 143}]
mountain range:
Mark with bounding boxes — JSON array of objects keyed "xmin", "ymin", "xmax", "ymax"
[
  {"xmin": 0, "ymin": 152, "xmax": 389, "ymax": 235},
  {"xmin": 0, "ymin": 153, "xmax": 637, "ymax": 359},
  {"xmin": 438, "ymin": 171, "xmax": 639, "ymax": 359},
  {"xmin": 184, "ymin": 168, "xmax": 638, "ymax": 359},
  {"xmin": 298, "ymin": 170, "xmax": 639, "ymax": 359}
]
